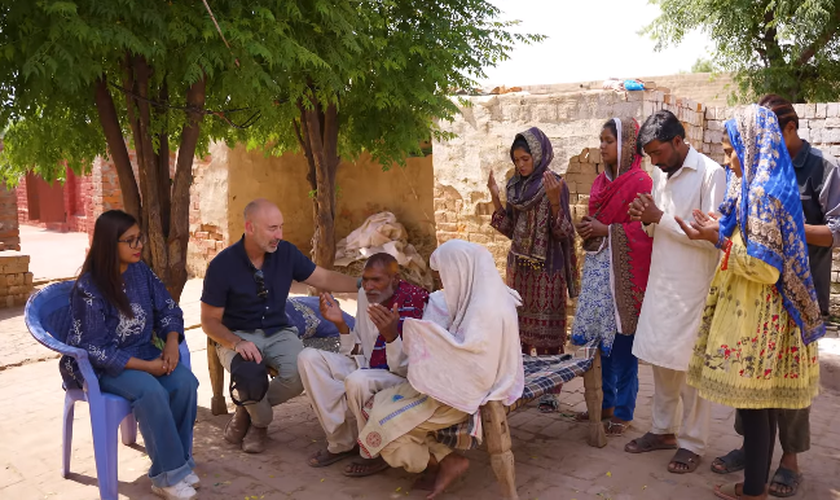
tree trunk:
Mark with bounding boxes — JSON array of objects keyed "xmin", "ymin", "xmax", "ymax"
[
  {"xmin": 93, "ymin": 78, "xmax": 141, "ymax": 220},
  {"xmin": 93, "ymin": 59, "xmax": 203, "ymax": 303},
  {"xmin": 125, "ymin": 55, "xmax": 169, "ymax": 286},
  {"xmin": 156, "ymin": 79, "xmax": 171, "ymax": 238},
  {"xmin": 297, "ymin": 96, "xmax": 340, "ymax": 271},
  {"xmin": 167, "ymin": 76, "xmax": 206, "ymax": 301}
]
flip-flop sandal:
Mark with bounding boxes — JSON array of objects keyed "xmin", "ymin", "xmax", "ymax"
[
  {"xmin": 714, "ymin": 482, "xmax": 742, "ymax": 500},
  {"xmin": 769, "ymin": 466, "xmax": 803, "ymax": 498},
  {"xmin": 604, "ymin": 420, "xmax": 628, "ymax": 436},
  {"xmin": 308, "ymin": 447, "xmax": 357, "ymax": 467},
  {"xmin": 711, "ymin": 448, "xmax": 745, "ymax": 474},
  {"xmin": 668, "ymin": 448, "xmax": 701, "ymax": 474},
  {"xmin": 624, "ymin": 432, "xmax": 678, "ymax": 454},
  {"xmin": 539, "ymin": 395, "xmax": 559, "ymax": 413},
  {"xmin": 343, "ymin": 457, "xmax": 390, "ymax": 477}
]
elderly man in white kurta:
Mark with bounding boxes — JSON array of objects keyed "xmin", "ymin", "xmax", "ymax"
[
  {"xmin": 298, "ymin": 253, "xmax": 429, "ymax": 477},
  {"xmin": 626, "ymin": 110, "xmax": 726, "ymax": 474}
]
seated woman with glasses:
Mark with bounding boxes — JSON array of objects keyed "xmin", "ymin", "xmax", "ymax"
[{"xmin": 59, "ymin": 209, "xmax": 200, "ymax": 500}]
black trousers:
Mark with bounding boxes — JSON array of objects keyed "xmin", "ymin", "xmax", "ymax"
[{"xmin": 738, "ymin": 408, "xmax": 778, "ymax": 496}]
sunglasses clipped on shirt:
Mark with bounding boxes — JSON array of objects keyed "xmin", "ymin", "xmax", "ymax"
[
  {"xmin": 253, "ymin": 269, "xmax": 268, "ymax": 299},
  {"xmin": 117, "ymin": 233, "xmax": 146, "ymax": 249}
]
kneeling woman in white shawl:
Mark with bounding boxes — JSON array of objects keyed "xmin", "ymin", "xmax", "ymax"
[{"xmin": 357, "ymin": 239, "xmax": 524, "ymax": 498}]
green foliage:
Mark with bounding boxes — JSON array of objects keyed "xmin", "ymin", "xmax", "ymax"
[
  {"xmin": 691, "ymin": 57, "xmax": 716, "ymax": 74},
  {"xmin": 0, "ymin": 0, "xmax": 539, "ymax": 186},
  {"xmin": 232, "ymin": 0, "xmax": 543, "ymax": 167},
  {"xmin": 0, "ymin": 0, "xmax": 335, "ymax": 183},
  {"xmin": 644, "ymin": 0, "xmax": 840, "ymax": 102}
]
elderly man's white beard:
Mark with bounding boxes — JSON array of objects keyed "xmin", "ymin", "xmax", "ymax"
[{"xmin": 366, "ymin": 284, "xmax": 396, "ymax": 305}]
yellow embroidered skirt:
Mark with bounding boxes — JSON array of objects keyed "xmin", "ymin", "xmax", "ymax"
[{"xmin": 687, "ymin": 239, "xmax": 819, "ymax": 410}]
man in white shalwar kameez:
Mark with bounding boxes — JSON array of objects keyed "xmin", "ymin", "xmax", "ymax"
[
  {"xmin": 626, "ymin": 110, "xmax": 727, "ymax": 474},
  {"xmin": 298, "ymin": 253, "xmax": 429, "ymax": 476}
]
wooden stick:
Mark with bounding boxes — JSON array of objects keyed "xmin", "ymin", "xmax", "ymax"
[
  {"xmin": 207, "ymin": 336, "xmax": 228, "ymax": 415},
  {"xmin": 583, "ymin": 348, "xmax": 607, "ymax": 447}
]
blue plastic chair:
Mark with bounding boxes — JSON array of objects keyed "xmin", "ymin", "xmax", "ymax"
[{"xmin": 25, "ymin": 280, "xmax": 192, "ymax": 500}]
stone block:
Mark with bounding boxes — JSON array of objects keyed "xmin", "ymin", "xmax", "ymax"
[
  {"xmin": 818, "ymin": 103, "xmax": 828, "ymax": 118},
  {"xmin": 704, "ymin": 130, "xmax": 723, "ymax": 144},
  {"xmin": 436, "ymin": 231, "xmax": 459, "ymax": 244},
  {"xmin": 823, "ymin": 129, "xmax": 840, "ymax": 143},
  {"xmin": 468, "ymin": 233, "xmax": 492, "ymax": 244},
  {"xmin": 0, "ymin": 256, "xmax": 29, "ymax": 275},
  {"xmin": 829, "ymin": 103, "xmax": 840, "ymax": 117},
  {"xmin": 826, "ymin": 117, "xmax": 840, "ymax": 128}
]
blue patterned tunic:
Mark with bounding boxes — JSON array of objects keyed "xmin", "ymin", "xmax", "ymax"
[
  {"xmin": 570, "ymin": 247, "xmax": 618, "ymax": 356},
  {"xmin": 60, "ymin": 262, "xmax": 184, "ymax": 388}
]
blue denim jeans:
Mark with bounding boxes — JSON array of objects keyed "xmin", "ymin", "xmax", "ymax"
[
  {"xmin": 601, "ymin": 333, "xmax": 638, "ymax": 422},
  {"xmin": 100, "ymin": 363, "xmax": 198, "ymax": 487}
]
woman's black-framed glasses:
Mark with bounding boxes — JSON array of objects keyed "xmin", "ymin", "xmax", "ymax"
[
  {"xmin": 254, "ymin": 269, "xmax": 268, "ymax": 299},
  {"xmin": 117, "ymin": 233, "xmax": 145, "ymax": 249}
]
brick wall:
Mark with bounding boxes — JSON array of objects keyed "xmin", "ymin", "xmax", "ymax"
[
  {"xmin": 16, "ymin": 168, "xmax": 93, "ymax": 233},
  {"xmin": 187, "ymin": 152, "xmax": 227, "ymax": 277},
  {"xmin": 433, "ymin": 89, "xmax": 706, "ymax": 278}
]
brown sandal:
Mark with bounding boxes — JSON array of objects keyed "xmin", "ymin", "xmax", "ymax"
[
  {"xmin": 668, "ymin": 447, "xmax": 701, "ymax": 474},
  {"xmin": 308, "ymin": 447, "xmax": 358, "ymax": 467},
  {"xmin": 343, "ymin": 456, "xmax": 390, "ymax": 477},
  {"xmin": 624, "ymin": 432, "xmax": 678, "ymax": 453}
]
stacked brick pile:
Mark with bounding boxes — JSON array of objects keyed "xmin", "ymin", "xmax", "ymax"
[
  {"xmin": 0, "ymin": 185, "xmax": 20, "ymax": 251},
  {"xmin": 0, "ymin": 253, "xmax": 33, "ymax": 307}
]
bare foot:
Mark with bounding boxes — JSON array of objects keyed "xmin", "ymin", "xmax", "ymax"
[
  {"xmin": 717, "ymin": 482, "xmax": 768, "ymax": 500},
  {"xmin": 413, "ymin": 467, "xmax": 438, "ymax": 491},
  {"xmin": 427, "ymin": 454, "xmax": 469, "ymax": 499}
]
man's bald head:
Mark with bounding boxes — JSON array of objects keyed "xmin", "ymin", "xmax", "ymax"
[
  {"xmin": 243, "ymin": 198, "xmax": 284, "ymax": 253},
  {"xmin": 244, "ymin": 198, "xmax": 279, "ymax": 223}
]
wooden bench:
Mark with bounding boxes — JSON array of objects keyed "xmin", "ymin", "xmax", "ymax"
[{"xmin": 480, "ymin": 349, "xmax": 605, "ymax": 500}]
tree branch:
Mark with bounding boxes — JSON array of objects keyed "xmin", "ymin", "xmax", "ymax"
[{"xmin": 797, "ymin": 8, "xmax": 840, "ymax": 66}]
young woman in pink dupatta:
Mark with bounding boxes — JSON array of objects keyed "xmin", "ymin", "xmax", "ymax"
[{"xmin": 571, "ymin": 117, "xmax": 654, "ymax": 436}]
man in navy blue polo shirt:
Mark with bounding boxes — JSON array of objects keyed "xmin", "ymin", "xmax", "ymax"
[{"xmin": 201, "ymin": 198, "xmax": 358, "ymax": 453}]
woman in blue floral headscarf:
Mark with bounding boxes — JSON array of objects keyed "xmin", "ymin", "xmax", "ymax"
[{"xmin": 678, "ymin": 105, "xmax": 823, "ymax": 500}]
